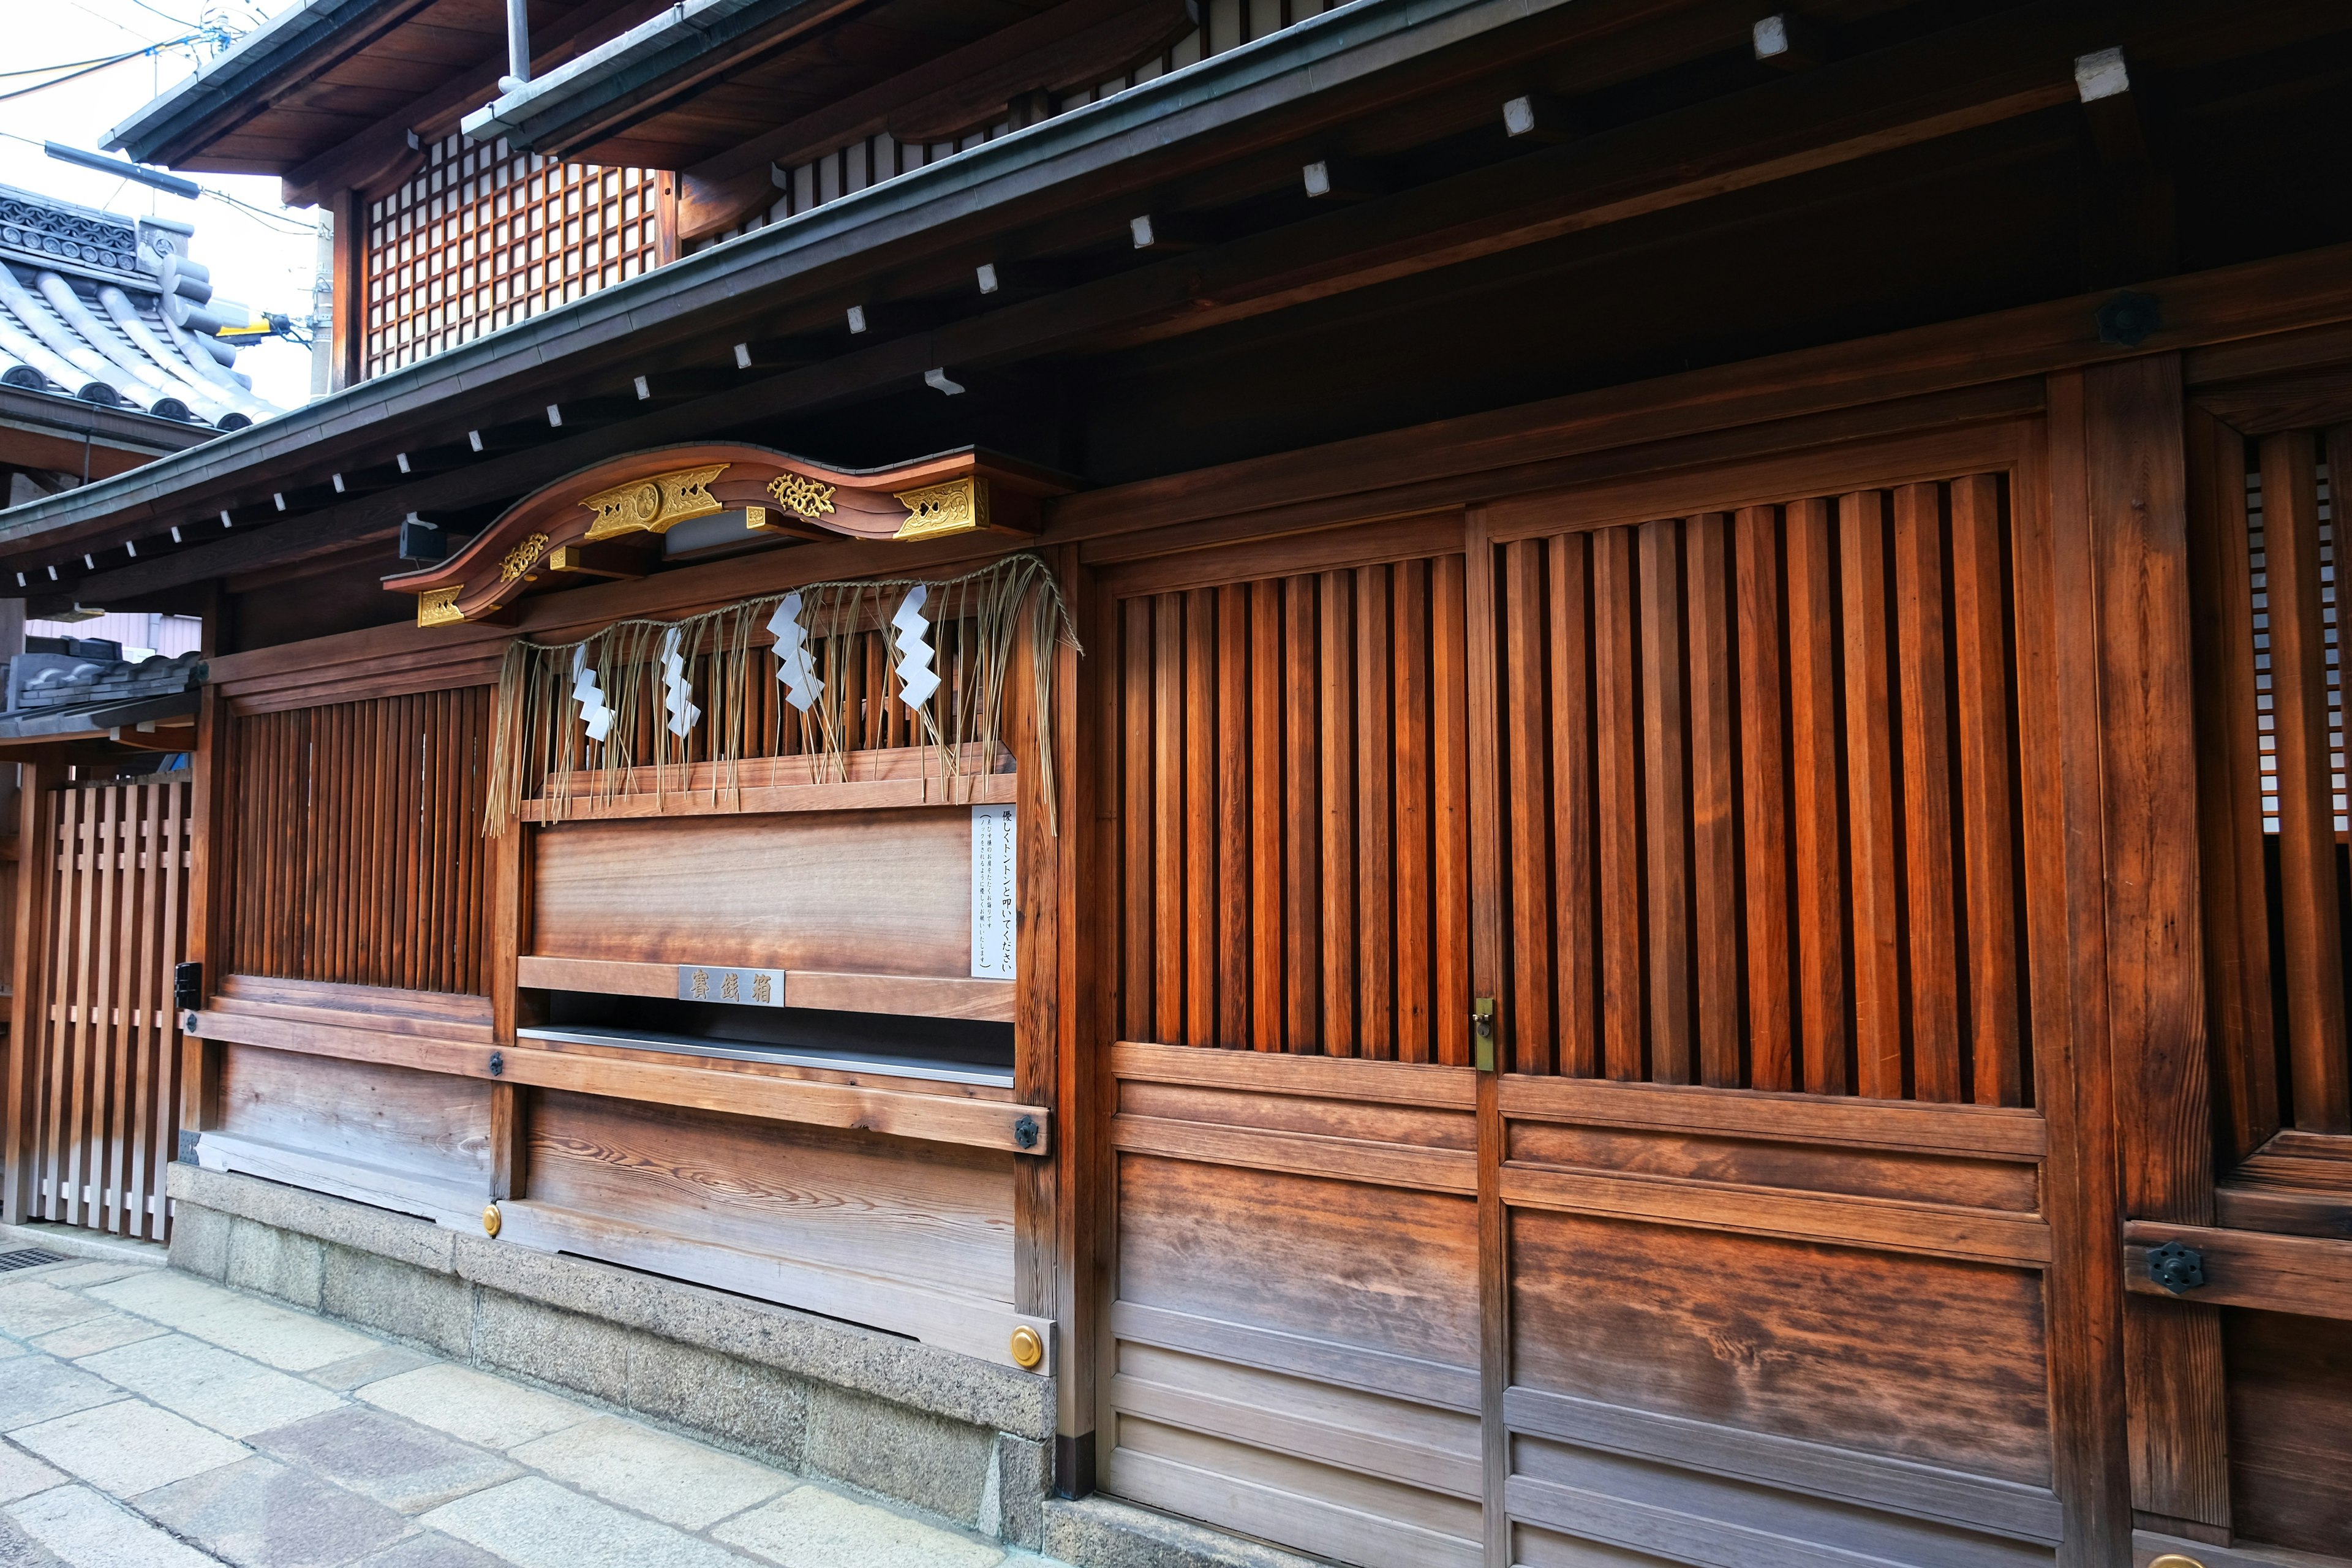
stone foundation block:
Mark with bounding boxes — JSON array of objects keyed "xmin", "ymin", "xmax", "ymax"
[
  {"xmin": 225, "ymin": 1217, "xmax": 324, "ymax": 1310},
  {"xmin": 320, "ymin": 1244, "xmax": 472, "ymax": 1359},
  {"xmin": 625, "ymin": 1333, "xmax": 810, "ymax": 1472},
  {"xmin": 805, "ymin": 1383, "xmax": 993, "ymax": 1528},
  {"xmin": 472, "ymin": 1290, "xmax": 631, "ymax": 1407}
]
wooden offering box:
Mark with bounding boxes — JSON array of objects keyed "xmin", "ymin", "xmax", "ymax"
[
  {"xmin": 497, "ymin": 759, "xmax": 1049, "ymax": 1370},
  {"xmin": 185, "ymin": 514, "xmax": 1074, "ymax": 1376}
]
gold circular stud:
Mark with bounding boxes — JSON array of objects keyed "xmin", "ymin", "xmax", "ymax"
[
  {"xmin": 482, "ymin": 1203, "xmax": 502, "ymax": 1238},
  {"xmin": 2149, "ymin": 1556, "xmax": 2207, "ymax": 1568},
  {"xmin": 1009, "ymin": 1325, "xmax": 1044, "ymax": 1370}
]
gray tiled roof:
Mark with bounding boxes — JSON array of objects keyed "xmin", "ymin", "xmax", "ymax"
[
  {"xmin": 0, "ymin": 647, "xmax": 202, "ymax": 738},
  {"xmin": 0, "ymin": 185, "xmax": 276, "ymax": 431}
]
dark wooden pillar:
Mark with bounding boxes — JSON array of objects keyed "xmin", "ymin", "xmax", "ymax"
[{"xmin": 2081, "ymin": 354, "xmax": 2230, "ymax": 1544}]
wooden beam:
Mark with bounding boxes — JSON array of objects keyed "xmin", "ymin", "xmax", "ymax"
[{"xmin": 2124, "ymin": 1221, "xmax": 2352, "ymax": 1322}]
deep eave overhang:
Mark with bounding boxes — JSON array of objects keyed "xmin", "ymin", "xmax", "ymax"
[
  {"xmin": 465, "ymin": 0, "xmax": 813, "ymax": 151},
  {"xmin": 0, "ymin": 0, "xmax": 1559, "ymax": 555},
  {"xmin": 105, "ymin": 0, "xmax": 416, "ymax": 167}
]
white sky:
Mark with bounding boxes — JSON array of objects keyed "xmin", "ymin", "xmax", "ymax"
[{"xmin": 0, "ymin": 0, "xmax": 322, "ymax": 412}]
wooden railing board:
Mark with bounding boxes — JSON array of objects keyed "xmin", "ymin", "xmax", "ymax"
[{"xmin": 2123, "ymin": 1220, "xmax": 2352, "ymax": 1321}]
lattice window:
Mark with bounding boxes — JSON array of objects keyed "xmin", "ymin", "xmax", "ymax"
[{"xmin": 366, "ymin": 132, "xmax": 665, "ymax": 378}]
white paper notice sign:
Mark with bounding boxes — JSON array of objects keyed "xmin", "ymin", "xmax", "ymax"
[{"xmin": 971, "ymin": 803, "xmax": 1017, "ymax": 980}]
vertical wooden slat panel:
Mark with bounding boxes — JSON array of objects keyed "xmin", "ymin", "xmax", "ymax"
[
  {"xmin": 1549, "ymin": 533, "xmax": 1597, "ymax": 1079},
  {"xmin": 1894, "ymin": 481, "xmax": 1962, "ymax": 1102},
  {"xmin": 64, "ymin": 786, "xmax": 100, "ymax": 1225},
  {"xmin": 1183, "ymin": 589, "xmax": 1216, "ymax": 1042},
  {"xmin": 1640, "ymin": 517, "xmax": 1694, "ymax": 1085},
  {"xmin": 2261, "ymin": 429, "xmax": 2351, "ymax": 1131},
  {"xmin": 1433, "ymin": 553, "xmax": 1471, "ymax": 1069},
  {"xmin": 1504, "ymin": 538, "xmax": 1555, "ymax": 1074},
  {"xmin": 1686, "ymin": 512, "xmax": 1741, "ymax": 1088},
  {"xmin": 1593, "ymin": 525, "xmax": 1645, "ymax": 1080},
  {"xmin": 1215, "ymin": 584, "xmax": 1251, "ymax": 1049},
  {"xmin": 1250, "ymin": 582, "xmax": 1284, "ymax": 1050},
  {"xmin": 1841, "ymin": 489, "xmax": 1907, "ymax": 1099},
  {"xmin": 1785, "ymin": 497, "xmax": 1849, "ymax": 1095},
  {"xmin": 1155, "ymin": 592, "xmax": 1186, "ymax": 1046},
  {"xmin": 1736, "ymin": 505, "xmax": 1793, "ymax": 1090},
  {"xmin": 1283, "ymin": 577, "xmax": 1318, "ymax": 1052},
  {"xmin": 1356, "ymin": 564, "xmax": 1394, "ymax": 1062},
  {"xmin": 1319, "ymin": 570, "xmax": 1356, "ymax": 1057},
  {"xmin": 1393, "ymin": 561, "xmax": 1433, "ymax": 1064},
  {"xmin": 1950, "ymin": 473, "xmax": 2024, "ymax": 1108},
  {"xmin": 91, "ymin": 786, "xmax": 123, "ymax": 1231},
  {"xmin": 1121, "ymin": 598, "xmax": 1154, "ymax": 1040}
]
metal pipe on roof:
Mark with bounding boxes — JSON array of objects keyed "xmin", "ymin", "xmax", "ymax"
[{"xmin": 504, "ymin": 0, "xmax": 532, "ymax": 89}]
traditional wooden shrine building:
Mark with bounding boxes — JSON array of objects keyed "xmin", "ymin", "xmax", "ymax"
[{"xmin": 0, "ymin": 0, "xmax": 2346, "ymax": 1564}]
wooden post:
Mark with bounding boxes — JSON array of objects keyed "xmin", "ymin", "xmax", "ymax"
[
  {"xmin": 181, "ymin": 679, "xmax": 230, "ymax": 1153},
  {"xmin": 2029, "ymin": 369, "xmax": 2133, "ymax": 1568},
  {"xmin": 331, "ymin": 188, "xmax": 366, "ymax": 391},
  {"xmin": 2076, "ymin": 355, "xmax": 2231, "ymax": 1544},
  {"xmin": 3, "ymin": 752, "xmax": 59, "ymax": 1224},
  {"xmin": 1462, "ymin": 505, "xmax": 1509, "ymax": 1568}
]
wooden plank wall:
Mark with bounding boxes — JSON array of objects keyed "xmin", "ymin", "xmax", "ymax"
[
  {"xmin": 12, "ymin": 777, "xmax": 189, "ymax": 1240},
  {"xmin": 224, "ymin": 689, "xmax": 491, "ymax": 995},
  {"xmin": 1488, "ymin": 481, "xmax": 2027, "ymax": 1102},
  {"xmin": 1114, "ymin": 559, "xmax": 1471, "ymax": 1063}
]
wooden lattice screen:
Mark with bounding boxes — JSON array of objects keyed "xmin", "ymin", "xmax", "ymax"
[
  {"xmin": 2190, "ymin": 417, "xmax": 2352, "ymax": 1150},
  {"xmin": 1495, "ymin": 481, "xmax": 2030, "ymax": 1102},
  {"xmin": 1114, "ymin": 560, "xmax": 1473, "ymax": 1063},
  {"xmin": 225, "ymin": 690, "xmax": 491, "ymax": 994},
  {"xmin": 367, "ymin": 133, "xmax": 665, "ymax": 377},
  {"xmin": 18, "ymin": 777, "xmax": 190, "ymax": 1240}
]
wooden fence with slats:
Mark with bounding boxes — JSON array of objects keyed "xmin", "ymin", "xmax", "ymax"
[
  {"xmin": 1114, "ymin": 560, "xmax": 1472, "ymax": 1063},
  {"xmin": 224, "ymin": 690, "xmax": 492, "ymax": 995},
  {"xmin": 11, "ymin": 777, "xmax": 190, "ymax": 1241},
  {"xmin": 1491, "ymin": 478, "xmax": 2030, "ymax": 1103}
]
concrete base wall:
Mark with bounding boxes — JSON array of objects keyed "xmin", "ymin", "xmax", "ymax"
[{"xmin": 167, "ymin": 1163, "xmax": 1050, "ymax": 1550}]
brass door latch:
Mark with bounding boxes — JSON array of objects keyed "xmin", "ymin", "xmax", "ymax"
[{"xmin": 1473, "ymin": 997, "xmax": 1496, "ymax": 1072}]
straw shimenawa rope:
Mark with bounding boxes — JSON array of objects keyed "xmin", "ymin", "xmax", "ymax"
[{"xmin": 484, "ymin": 554, "xmax": 1079, "ymax": 836}]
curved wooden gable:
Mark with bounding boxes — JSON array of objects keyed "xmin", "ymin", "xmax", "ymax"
[{"xmin": 385, "ymin": 443, "xmax": 1063, "ymax": 628}]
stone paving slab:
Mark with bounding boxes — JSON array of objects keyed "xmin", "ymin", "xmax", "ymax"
[{"xmin": 0, "ymin": 1250, "xmax": 1058, "ymax": 1568}]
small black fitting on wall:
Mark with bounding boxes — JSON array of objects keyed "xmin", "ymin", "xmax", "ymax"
[{"xmin": 173, "ymin": 960, "xmax": 203, "ymax": 1012}]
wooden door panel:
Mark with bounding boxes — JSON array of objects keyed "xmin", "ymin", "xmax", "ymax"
[
  {"xmin": 1105, "ymin": 1042, "xmax": 1483, "ymax": 1566},
  {"xmin": 1510, "ymin": 1213, "xmax": 2052, "ymax": 1485}
]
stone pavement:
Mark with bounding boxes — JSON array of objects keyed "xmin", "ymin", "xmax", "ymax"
[{"xmin": 0, "ymin": 1240, "xmax": 1071, "ymax": 1568}]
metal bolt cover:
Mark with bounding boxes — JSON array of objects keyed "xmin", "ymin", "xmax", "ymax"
[{"xmin": 2147, "ymin": 1239, "xmax": 2205, "ymax": 1295}]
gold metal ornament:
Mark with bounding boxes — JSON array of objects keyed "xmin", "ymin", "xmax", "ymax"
[
  {"xmin": 767, "ymin": 472, "xmax": 836, "ymax": 519},
  {"xmin": 417, "ymin": 587, "xmax": 464, "ymax": 628},
  {"xmin": 893, "ymin": 477, "xmax": 989, "ymax": 540},
  {"xmin": 581, "ymin": 464, "xmax": 728, "ymax": 541},
  {"xmin": 2147, "ymin": 1558, "xmax": 2207, "ymax": 1568},
  {"xmin": 1009, "ymin": 1325, "xmax": 1044, "ymax": 1370},
  {"xmin": 499, "ymin": 532, "xmax": 552, "ymax": 582},
  {"xmin": 481, "ymin": 1203, "xmax": 502, "ymax": 1238}
]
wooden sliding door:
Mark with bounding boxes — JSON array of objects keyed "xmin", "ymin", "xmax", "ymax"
[
  {"xmin": 1100, "ymin": 554, "xmax": 1484, "ymax": 1567},
  {"xmin": 4, "ymin": 774, "xmax": 192, "ymax": 1240},
  {"xmin": 1482, "ymin": 459, "xmax": 2067, "ymax": 1567},
  {"xmin": 1097, "ymin": 418, "xmax": 2119, "ymax": 1567}
]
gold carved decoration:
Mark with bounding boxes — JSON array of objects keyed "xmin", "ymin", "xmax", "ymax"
[
  {"xmin": 893, "ymin": 477, "xmax": 989, "ymax": 541},
  {"xmin": 500, "ymin": 532, "xmax": 552, "ymax": 582},
  {"xmin": 418, "ymin": 587, "xmax": 464, "ymax": 628},
  {"xmin": 767, "ymin": 472, "xmax": 836, "ymax": 519},
  {"xmin": 581, "ymin": 464, "xmax": 729, "ymax": 541}
]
